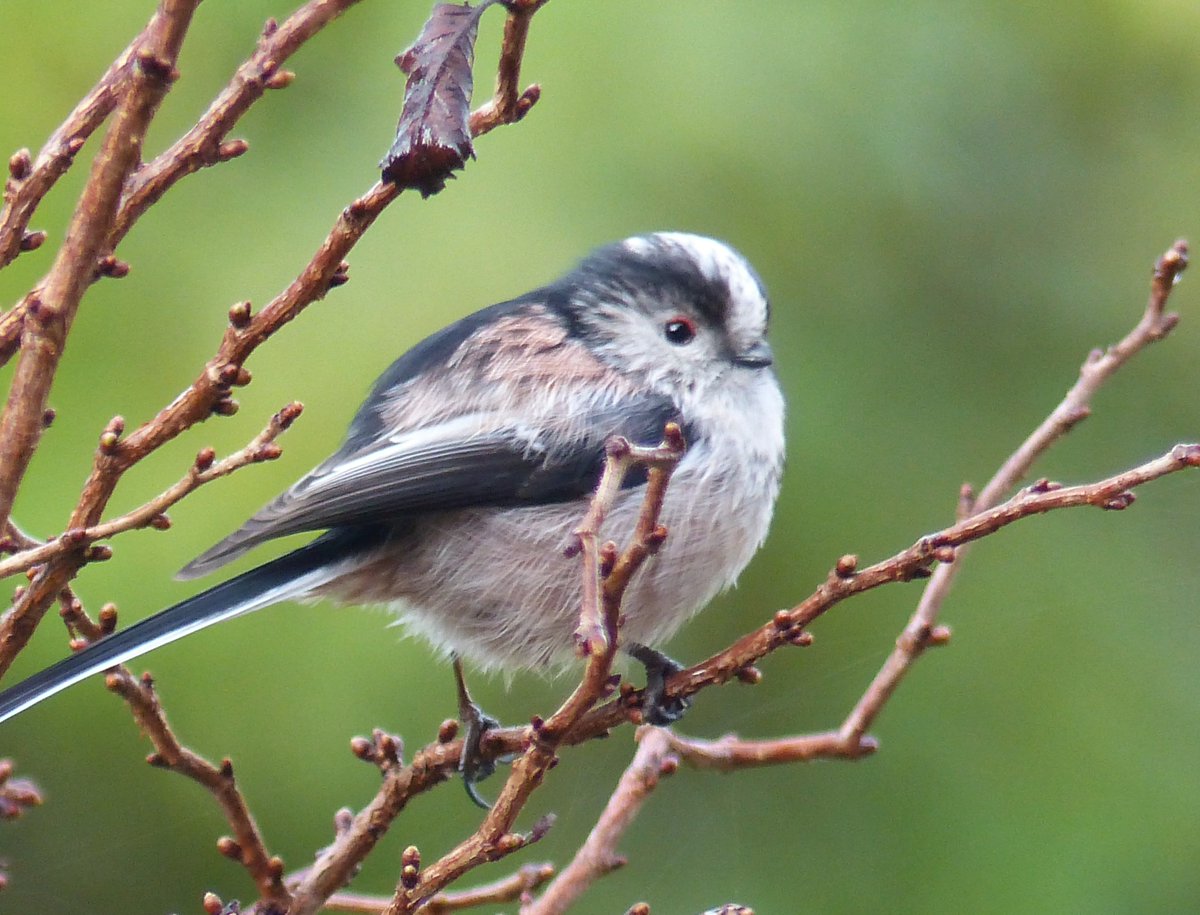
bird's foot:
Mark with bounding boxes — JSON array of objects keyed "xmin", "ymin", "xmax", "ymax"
[
  {"xmin": 627, "ymin": 642, "xmax": 692, "ymax": 725},
  {"xmin": 453, "ymin": 655, "xmax": 505, "ymax": 808}
]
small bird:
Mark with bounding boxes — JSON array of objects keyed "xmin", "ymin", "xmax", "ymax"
[{"xmin": 0, "ymin": 232, "xmax": 785, "ymax": 760}]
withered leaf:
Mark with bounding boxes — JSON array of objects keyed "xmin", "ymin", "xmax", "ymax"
[{"xmin": 380, "ymin": 0, "xmax": 498, "ymax": 196}]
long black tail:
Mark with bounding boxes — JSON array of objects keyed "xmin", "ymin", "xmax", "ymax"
[{"xmin": 0, "ymin": 528, "xmax": 375, "ymax": 725}]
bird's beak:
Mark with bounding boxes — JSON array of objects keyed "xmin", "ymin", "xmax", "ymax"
[{"xmin": 732, "ymin": 341, "xmax": 773, "ymax": 368}]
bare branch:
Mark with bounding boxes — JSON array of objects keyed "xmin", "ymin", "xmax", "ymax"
[
  {"xmin": 109, "ymin": 0, "xmax": 366, "ymax": 253},
  {"xmin": 568, "ymin": 425, "xmax": 686, "ymax": 655},
  {"xmin": 315, "ymin": 863, "xmax": 555, "ymax": 913},
  {"xmin": 403, "ymin": 439, "xmax": 1200, "ymax": 771},
  {"xmin": 0, "ymin": 0, "xmax": 549, "ymax": 683},
  {"xmin": 468, "ymin": 0, "xmax": 545, "ymax": 138},
  {"xmin": 0, "ymin": 403, "xmax": 301, "ymax": 583},
  {"xmin": 0, "ymin": 22, "xmax": 148, "ymax": 271},
  {"xmin": 661, "ymin": 728, "xmax": 878, "ymax": 772},
  {"xmin": 838, "ymin": 239, "xmax": 1189, "ymax": 747},
  {"xmin": 0, "ymin": 0, "xmax": 202, "ymax": 536},
  {"xmin": 379, "ymin": 425, "xmax": 683, "ymax": 915},
  {"xmin": 104, "ymin": 668, "xmax": 288, "ymax": 907},
  {"xmin": 520, "ymin": 728, "xmax": 678, "ymax": 915},
  {"xmin": 0, "ymin": 1, "xmax": 365, "ymax": 368}
]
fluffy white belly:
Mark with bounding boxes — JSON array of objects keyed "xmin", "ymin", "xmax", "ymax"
[{"xmin": 324, "ymin": 439, "xmax": 780, "ymax": 671}]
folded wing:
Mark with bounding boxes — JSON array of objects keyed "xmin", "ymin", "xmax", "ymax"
[{"xmin": 179, "ymin": 397, "xmax": 680, "ymax": 579}]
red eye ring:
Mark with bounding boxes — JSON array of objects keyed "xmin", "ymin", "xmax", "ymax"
[{"xmin": 663, "ymin": 316, "xmax": 697, "ymax": 345}]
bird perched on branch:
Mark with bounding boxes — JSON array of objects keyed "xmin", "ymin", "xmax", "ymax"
[{"xmin": 0, "ymin": 232, "xmax": 785, "ymax": 790}]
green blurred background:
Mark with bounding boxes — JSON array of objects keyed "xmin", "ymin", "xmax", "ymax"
[{"xmin": 1, "ymin": 1, "xmax": 1198, "ymax": 912}]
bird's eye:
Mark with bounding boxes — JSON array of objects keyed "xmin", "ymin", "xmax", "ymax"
[{"xmin": 663, "ymin": 317, "xmax": 697, "ymax": 345}]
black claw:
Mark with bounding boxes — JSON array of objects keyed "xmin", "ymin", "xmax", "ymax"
[
  {"xmin": 627, "ymin": 642, "xmax": 693, "ymax": 725},
  {"xmin": 453, "ymin": 655, "xmax": 503, "ymax": 809},
  {"xmin": 459, "ymin": 699, "xmax": 499, "ymax": 809}
]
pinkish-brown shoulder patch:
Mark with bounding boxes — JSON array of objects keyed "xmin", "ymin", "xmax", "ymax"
[{"xmin": 375, "ymin": 306, "xmax": 634, "ymax": 435}]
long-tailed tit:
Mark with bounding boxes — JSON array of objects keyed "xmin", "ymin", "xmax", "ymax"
[{"xmin": 0, "ymin": 232, "xmax": 785, "ymax": 753}]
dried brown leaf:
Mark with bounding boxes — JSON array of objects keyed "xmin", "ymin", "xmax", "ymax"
[{"xmin": 380, "ymin": 0, "xmax": 498, "ymax": 195}]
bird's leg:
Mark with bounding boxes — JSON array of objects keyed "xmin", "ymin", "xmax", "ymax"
[
  {"xmin": 453, "ymin": 654, "xmax": 500, "ymax": 808},
  {"xmin": 626, "ymin": 641, "xmax": 692, "ymax": 725}
]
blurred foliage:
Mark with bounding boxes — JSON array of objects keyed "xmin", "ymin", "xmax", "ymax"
[{"xmin": 0, "ymin": 1, "xmax": 1198, "ymax": 913}]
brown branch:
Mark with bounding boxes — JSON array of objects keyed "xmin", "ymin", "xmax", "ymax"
[
  {"xmin": 520, "ymin": 728, "xmax": 678, "ymax": 915},
  {"xmin": 660, "ymin": 728, "xmax": 878, "ymax": 772},
  {"xmin": 838, "ymin": 239, "xmax": 1189, "ymax": 748},
  {"xmin": 379, "ymin": 428, "xmax": 683, "ymax": 915},
  {"xmin": 288, "ymin": 425, "xmax": 682, "ymax": 915},
  {"xmin": 0, "ymin": 23, "xmax": 148, "ymax": 273},
  {"xmin": 0, "ymin": 401, "xmax": 302, "ymax": 678},
  {"xmin": 0, "ymin": 0, "xmax": 201, "ymax": 537},
  {"xmin": 0, "ymin": 403, "xmax": 301, "ymax": 584},
  {"xmin": 108, "ymin": 0, "xmax": 365, "ymax": 253},
  {"xmin": 0, "ymin": 0, "xmax": 547, "ymax": 683},
  {"xmin": 567, "ymin": 425, "xmax": 685, "ymax": 655},
  {"xmin": 285, "ymin": 730, "xmax": 464, "ymax": 915},
  {"xmin": 104, "ymin": 668, "xmax": 288, "ymax": 908},
  {"xmin": 313, "ymin": 863, "xmax": 555, "ymax": 913},
  {"xmin": 0, "ymin": 1, "xmax": 365, "ymax": 368},
  {"xmin": 280, "ymin": 438, "xmax": 1200, "ymax": 915},
  {"xmin": 394, "ymin": 439, "xmax": 1200, "ymax": 774},
  {"xmin": 467, "ymin": 0, "xmax": 544, "ymax": 138},
  {"xmin": 655, "ymin": 441, "xmax": 1200, "ymax": 719}
]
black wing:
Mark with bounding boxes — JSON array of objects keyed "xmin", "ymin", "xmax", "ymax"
[{"xmin": 179, "ymin": 395, "xmax": 681, "ymax": 579}]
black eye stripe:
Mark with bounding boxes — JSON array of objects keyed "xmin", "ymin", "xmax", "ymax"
[{"xmin": 663, "ymin": 317, "xmax": 696, "ymax": 345}]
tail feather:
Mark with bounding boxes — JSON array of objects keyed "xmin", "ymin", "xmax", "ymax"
[{"xmin": 0, "ymin": 528, "xmax": 376, "ymax": 725}]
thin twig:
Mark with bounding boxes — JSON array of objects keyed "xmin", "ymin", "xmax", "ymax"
[
  {"xmin": 379, "ymin": 427, "xmax": 683, "ymax": 915},
  {"xmin": 317, "ymin": 863, "xmax": 555, "ymax": 913},
  {"xmin": 568, "ymin": 425, "xmax": 685, "ymax": 655},
  {"xmin": 105, "ymin": 669, "xmax": 288, "ymax": 907},
  {"xmin": 838, "ymin": 239, "xmax": 1189, "ymax": 748},
  {"xmin": 520, "ymin": 728, "xmax": 678, "ymax": 915},
  {"xmin": 661, "ymin": 729, "xmax": 877, "ymax": 772},
  {"xmin": 467, "ymin": 0, "xmax": 544, "ymax": 138},
  {"xmin": 108, "ymin": 0, "xmax": 366, "ymax": 254},
  {"xmin": 0, "ymin": 0, "xmax": 201, "ymax": 537},
  {"xmin": 391, "ymin": 440, "xmax": 1200, "ymax": 773},
  {"xmin": 0, "ymin": 0, "xmax": 546, "ymax": 682},
  {"xmin": 0, "ymin": 23, "xmax": 149, "ymax": 272},
  {"xmin": 297, "ymin": 436, "xmax": 1200, "ymax": 912},
  {"xmin": 0, "ymin": 403, "xmax": 301, "ymax": 583},
  {"xmin": 0, "ymin": 1, "xmax": 365, "ymax": 367}
]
